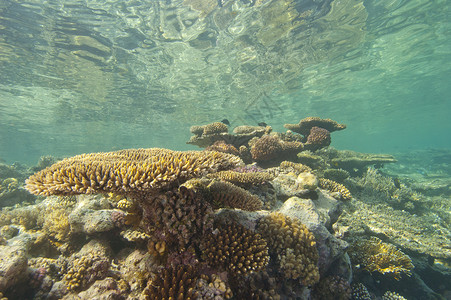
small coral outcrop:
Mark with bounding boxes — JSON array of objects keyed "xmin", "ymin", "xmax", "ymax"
[
  {"xmin": 305, "ymin": 126, "xmax": 331, "ymax": 151},
  {"xmin": 318, "ymin": 178, "xmax": 352, "ymax": 200},
  {"xmin": 25, "ymin": 148, "xmax": 242, "ymax": 196},
  {"xmin": 349, "ymin": 237, "xmax": 414, "ymax": 280},
  {"xmin": 257, "ymin": 212, "xmax": 320, "ymax": 285},
  {"xmin": 201, "ymin": 220, "xmax": 269, "ymax": 276}
]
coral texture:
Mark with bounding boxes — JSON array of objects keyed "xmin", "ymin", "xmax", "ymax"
[
  {"xmin": 25, "ymin": 148, "xmax": 242, "ymax": 196},
  {"xmin": 201, "ymin": 220, "xmax": 269, "ymax": 276},
  {"xmin": 349, "ymin": 237, "xmax": 414, "ymax": 280},
  {"xmin": 305, "ymin": 126, "xmax": 331, "ymax": 150},
  {"xmin": 250, "ymin": 135, "xmax": 303, "ymax": 162},
  {"xmin": 143, "ymin": 264, "xmax": 199, "ymax": 300},
  {"xmin": 205, "ymin": 141, "xmax": 240, "ymax": 156},
  {"xmin": 284, "ymin": 117, "xmax": 346, "ymax": 136},
  {"xmin": 207, "ymin": 170, "xmax": 274, "ymax": 186},
  {"xmin": 312, "ymin": 275, "xmax": 351, "ymax": 300},
  {"xmin": 319, "ymin": 178, "xmax": 352, "ymax": 200},
  {"xmin": 257, "ymin": 212, "xmax": 320, "ymax": 285},
  {"xmin": 351, "ymin": 283, "xmax": 372, "ymax": 300}
]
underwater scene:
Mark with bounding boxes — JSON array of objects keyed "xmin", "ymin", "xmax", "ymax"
[{"xmin": 0, "ymin": 0, "xmax": 450, "ymax": 299}]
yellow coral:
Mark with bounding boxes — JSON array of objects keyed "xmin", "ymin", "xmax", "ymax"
[
  {"xmin": 25, "ymin": 148, "xmax": 242, "ymax": 196},
  {"xmin": 42, "ymin": 208, "xmax": 71, "ymax": 242},
  {"xmin": 207, "ymin": 170, "xmax": 274, "ymax": 186},
  {"xmin": 350, "ymin": 237, "xmax": 414, "ymax": 280},
  {"xmin": 257, "ymin": 212, "xmax": 319, "ymax": 285},
  {"xmin": 319, "ymin": 178, "xmax": 352, "ymax": 200}
]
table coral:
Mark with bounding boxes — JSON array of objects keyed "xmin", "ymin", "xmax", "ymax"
[
  {"xmin": 284, "ymin": 117, "xmax": 346, "ymax": 136},
  {"xmin": 201, "ymin": 220, "xmax": 269, "ymax": 276},
  {"xmin": 349, "ymin": 237, "xmax": 414, "ymax": 280},
  {"xmin": 257, "ymin": 212, "xmax": 320, "ymax": 285},
  {"xmin": 25, "ymin": 148, "xmax": 242, "ymax": 196}
]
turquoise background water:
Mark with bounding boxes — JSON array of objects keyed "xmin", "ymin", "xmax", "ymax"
[{"xmin": 0, "ymin": 0, "xmax": 450, "ymax": 164}]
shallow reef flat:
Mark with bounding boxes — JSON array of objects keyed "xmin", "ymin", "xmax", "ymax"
[{"xmin": 0, "ymin": 118, "xmax": 450, "ymax": 300}]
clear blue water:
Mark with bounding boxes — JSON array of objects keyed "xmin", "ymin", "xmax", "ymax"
[{"xmin": 0, "ymin": 0, "xmax": 450, "ymax": 164}]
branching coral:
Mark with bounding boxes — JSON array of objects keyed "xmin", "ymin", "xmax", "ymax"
[
  {"xmin": 250, "ymin": 135, "xmax": 303, "ymax": 163},
  {"xmin": 319, "ymin": 178, "xmax": 352, "ymax": 200},
  {"xmin": 312, "ymin": 275, "xmax": 351, "ymax": 300},
  {"xmin": 142, "ymin": 186, "xmax": 214, "ymax": 251},
  {"xmin": 349, "ymin": 237, "xmax": 414, "ymax": 280},
  {"xmin": 201, "ymin": 220, "xmax": 269, "ymax": 276},
  {"xmin": 284, "ymin": 117, "xmax": 346, "ymax": 136},
  {"xmin": 63, "ymin": 252, "xmax": 110, "ymax": 291},
  {"xmin": 25, "ymin": 148, "xmax": 242, "ymax": 196},
  {"xmin": 205, "ymin": 141, "xmax": 240, "ymax": 156},
  {"xmin": 257, "ymin": 212, "xmax": 319, "ymax": 285},
  {"xmin": 305, "ymin": 126, "xmax": 331, "ymax": 151},
  {"xmin": 143, "ymin": 264, "xmax": 199, "ymax": 300},
  {"xmin": 279, "ymin": 160, "xmax": 312, "ymax": 174}
]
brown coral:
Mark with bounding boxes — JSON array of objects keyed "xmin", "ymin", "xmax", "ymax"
[
  {"xmin": 25, "ymin": 148, "xmax": 242, "ymax": 196},
  {"xmin": 201, "ymin": 220, "xmax": 269, "ymax": 276},
  {"xmin": 257, "ymin": 212, "xmax": 320, "ymax": 285},
  {"xmin": 143, "ymin": 265, "xmax": 199, "ymax": 300},
  {"xmin": 142, "ymin": 186, "xmax": 214, "ymax": 251},
  {"xmin": 207, "ymin": 180, "xmax": 263, "ymax": 211},
  {"xmin": 205, "ymin": 141, "xmax": 240, "ymax": 156},
  {"xmin": 203, "ymin": 122, "xmax": 229, "ymax": 135},
  {"xmin": 284, "ymin": 117, "xmax": 346, "ymax": 136},
  {"xmin": 349, "ymin": 237, "xmax": 414, "ymax": 280},
  {"xmin": 279, "ymin": 161, "xmax": 312, "ymax": 174},
  {"xmin": 305, "ymin": 126, "xmax": 331, "ymax": 150},
  {"xmin": 319, "ymin": 178, "xmax": 352, "ymax": 200},
  {"xmin": 250, "ymin": 135, "xmax": 303, "ymax": 163},
  {"xmin": 207, "ymin": 170, "xmax": 274, "ymax": 186}
]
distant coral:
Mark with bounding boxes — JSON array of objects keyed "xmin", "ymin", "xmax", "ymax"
[
  {"xmin": 25, "ymin": 148, "xmax": 242, "ymax": 196},
  {"xmin": 257, "ymin": 212, "xmax": 320, "ymax": 285},
  {"xmin": 205, "ymin": 140, "xmax": 240, "ymax": 156},
  {"xmin": 250, "ymin": 135, "xmax": 303, "ymax": 164},
  {"xmin": 201, "ymin": 220, "xmax": 269, "ymax": 276},
  {"xmin": 284, "ymin": 117, "xmax": 346, "ymax": 136},
  {"xmin": 319, "ymin": 178, "xmax": 352, "ymax": 200},
  {"xmin": 349, "ymin": 237, "xmax": 414, "ymax": 280}
]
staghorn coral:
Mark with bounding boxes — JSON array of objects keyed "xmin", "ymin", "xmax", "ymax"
[
  {"xmin": 284, "ymin": 117, "xmax": 346, "ymax": 136},
  {"xmin": 25, "ymin": 148, "xmax": 242, "ymax": 196},
  {"xmin": 257, "ymin": 212, "xmax": 320, "ymax": 285},
  {"xmin": 312, "ymin": 275, "xmax": 351, "ymax": 300},
  {"xmin": 305, "ymin": 126, "xmax": 331, "ymax": 151},
  {"xmin": 319, "ymin": 178, "xmax": 352, "ymax": 200},
  {"xmin": 207, "ymin": 170, "xmax": 274, "ymax": 186},
  {"xmin": 201, "ymin": 220, "xmax": 269, "ymax": 276},
  {"xmin": 143, "ymin": 264, "xmax": 199, "ymax": 300},
  {"xmin": 349, "ymin": 237, "xmax": 414, "ymax": 280},
  {"xmin": 142, "ymin": 186, "xmax": 214, "ymax": 251}
]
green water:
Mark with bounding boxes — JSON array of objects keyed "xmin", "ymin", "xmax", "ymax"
[{"xmin": 0, "ymin": 0, "xmax": 450, "ymax": 164}]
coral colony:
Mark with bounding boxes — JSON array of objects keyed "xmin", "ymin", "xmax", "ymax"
[{"xmin": 2, "ymin": 117, "xmax": 449, "ymax": 300}]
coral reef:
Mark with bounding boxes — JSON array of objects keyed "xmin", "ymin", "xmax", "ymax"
[
  {"xmin": 305, "ymin": 126, "xmax": 331, "ymax": 151},
  {"xmin": 25, "ymin": 148, "xmax": 242, "ymax": 196},
  {"xmin": 257, "ymin": 212, "xmax": 320, "ymax": 285},
  {"xmin": 349, "ymin": 237, "xmax": 414, "ymax": 280},
  {"xmin": 319, "ymin": 178, "xmax": 352, "ymax": 200},
  {"xmin": 249, "ymin": 134, "xmax": 303, "ymax": 165},
  {"xmin": 205, "ymin": 140, "xmax": 240, "ymax": 156},
  {"xmin": 382, "ymin": 291, "xmax": 407, "ymax": 300},
  {"xmin": 351, "ymin": 283, "xmax": 372, "ymax": 300},
  {"xmin": 284, "ymin": 117, "xmax": 346, "ymax": 136},
  {"xmin": 312, "ymin": 275, "xmax": 351, "ymax": 300},
  {"xmin": 143, "ymin": 264, "xmax": 199, "ymax": 300},
  {"xmin": 201, "ymin": 220, "xmax": 269, "ymax": 276},
  {"xmin": 196, "ymin": 273, "xmax": 233, "ymax": 299},
  {"xmin": 207, "ymin": 169, "xmax": 274, "ymax": 186}
]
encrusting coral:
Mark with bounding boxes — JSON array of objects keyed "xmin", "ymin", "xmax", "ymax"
[
  {"xmin": 25, "ymin": 148, "xmax": 242, "ymax": 196},
  {"xmin": 318, "ymin": 178, "xmax": 352, "ymax": 200},
  {"xmin": 257, "ymin": 212, "xmax": 320, "ymax": 285},
  {"xmin": 284, "ymin": 117, "xmax": 346, "ymax": 136},
  {"xmin": 349, "ymin": 237, "xmax": 414, "ymax": 280},
  {"xmin": 201, "ymin": 219, "xmax": 269, "ymax": 276}
]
